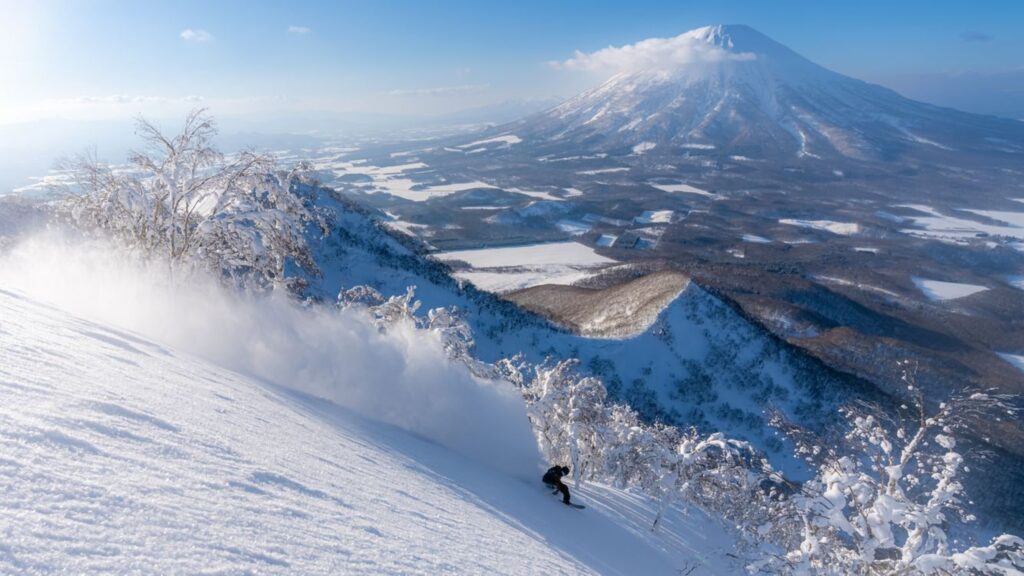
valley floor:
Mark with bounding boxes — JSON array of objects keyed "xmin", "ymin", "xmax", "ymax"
[{"xmin": 0, "ymin": 286, "xmax": 741, "ymax": 575}]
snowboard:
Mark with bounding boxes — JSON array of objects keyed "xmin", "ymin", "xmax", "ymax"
[{"xmin": 544, "ymin": 484, "xmax": 585, "ymax": 509}]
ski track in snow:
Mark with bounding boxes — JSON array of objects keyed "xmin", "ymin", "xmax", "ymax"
[{"xmin": 0, "ymin": 287, "xmax": 741, "ymax": 575}]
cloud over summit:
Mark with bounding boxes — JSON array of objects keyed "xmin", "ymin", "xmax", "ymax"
[{"xmin": 552, "ymin": 30, "xmax": 756, "ymax": 73}]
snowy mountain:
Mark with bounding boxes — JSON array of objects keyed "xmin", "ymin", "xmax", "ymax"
[
  {"xmin": 0, "ymin": 282, "xmax": 741, "ymax": 574},
  {"xmin": 493, "ymin": 24, "xmax": 1024, "ymax": 164}
]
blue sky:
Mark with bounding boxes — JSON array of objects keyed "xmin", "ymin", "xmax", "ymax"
[{"xmin": 2, "ymin": 0, "xmax": 1023, "ymax": 125}]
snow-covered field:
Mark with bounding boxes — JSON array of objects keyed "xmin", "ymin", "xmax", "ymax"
[
  {"xmin": 323, "ymin": 159, "xmax": 497, "ymax": 202},
  {"xmin": 507, "ymin": 187, "xmax": 565, "ymax": 201},
  {"xmin": 898, "ymin": 204, "xmax": 1024, "ymax": 248},
  {"xmin": 634, "ymin": 210, "xmax": 675, "ymax": 224},
  {"xmin": 912, "ymin": 277, "xmax": 989, "ymax": 301},
  {"xmin": 457, "ymin": 134, "xmax": 522, "ymax": 149},
  {"xmin": 963, "ymin": 209, "xmax": 1024, "ymax": 229},
  {"xmin": 382, "ymin": 216, "xmax": 430, "ymax": 237},
  {"xmin": 0, "ymin": 243, "xmax": 740, "ymax": 575},
  {"xmin": 434, "ymin": 241, "xmax": 616, "ymax": 293},
  {"xmin": 814, "ymin": 275, "xmax": 901, "ymax": 299},
  {"xmin": 778, "ymin": 218, "xmax": 860, "ymax": 236},
  {"xmin": 632, "ymin": 142, "xmax": 656, "ymax": 154},
  {"xmin": 650, "ymin": 182, "xmax": 714, "ymax": 197},
  {"xmin": 576, "ymin": 167, "xmax": 629, "ymax": 176},
  {"xmin": 557, "ymin": 219, "xmax": 593, "ymax": 235}
]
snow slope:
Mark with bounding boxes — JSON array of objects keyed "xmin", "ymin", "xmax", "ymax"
[{"xmin": 0, "ymin": 283, "xmax": 742, "ymax": 574}]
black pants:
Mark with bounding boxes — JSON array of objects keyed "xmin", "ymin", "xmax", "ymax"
[{"xmin": 546, "ymin": 481, "xmax": 570, "ymax": 504}]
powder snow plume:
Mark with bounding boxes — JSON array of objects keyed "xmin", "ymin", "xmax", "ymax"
[{"xmin": 0, "ymin": 232, "xmax": 541, "ymax": 477}]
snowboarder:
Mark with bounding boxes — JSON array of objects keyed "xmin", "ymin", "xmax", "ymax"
[{"xmin": 543, "ymin": 465, "xmax": 572, "ymax": 505}]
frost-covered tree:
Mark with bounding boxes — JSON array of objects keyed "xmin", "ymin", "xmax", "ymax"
[
  {"xmin": 771, "ymin": 363, "xmax": 1023, "ymax": 575},
  {"xmin": 523, "ymin": 360, "xmax": 608, "ymax": 486},
  {"xmin": 362, "ymin": 286, "xmax": 422, "ymax": 330},
  {"xmin": 521, "ymin": 359, "xmax": 776, "ymax": 532},
  {"xmin": 337, "ymin": 285, "xmax": 387, "ymax": 309},
  {"xmin": 62, "ymin": 108, "xmax": 326, "ymax": 291},
  {"xmin": 426, "ymin": 306, "xmax": 475, "ymax": 361}
]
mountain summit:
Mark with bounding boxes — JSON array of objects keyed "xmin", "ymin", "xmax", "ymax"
[{"xmin": 508, "ymin": 25, "xmax": 1024, "ymax": 164}]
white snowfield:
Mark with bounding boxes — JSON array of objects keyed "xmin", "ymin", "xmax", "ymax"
[
  {"xmin": 507, "ymin": 187, "xmax": 565, "ymax": 202},
  {"xmin": 778, "ymin": 218, "xmax": 860, "ymax": 236},
  {"xmin": 0, "ymin": 285, "xmax": 740, "ymax": 575},
  {"xmin": 457, "ymin": 134, "xmax": 523, "ymax": 149},
  {"xmin": 635, "ymin": 210, "xmax": 675, "ymax": 224},
  {"xmin": 434, "ymin": 241, "xmax": 617, "ymax": 293},
  {"xmin": 898, "ymin": 204, "xmax": 1024, "ymax": 249},
  {"xmin": 650, "ymin": 182, "xmax": 714, "ymax": 197},
  {"xmin": 576, "ymin": 167, "xmax": 629, "ymax": 176},
  {"xmin": 326, "ymin": 159, "xmax": 497, "ymax": 202},
  {"xmin": 632, "ymin": 141, "xmax": 656, "ymax": 154},
  {"xmin": 912, "ymin": 277, "xmax": 989, "ymax": 301}
]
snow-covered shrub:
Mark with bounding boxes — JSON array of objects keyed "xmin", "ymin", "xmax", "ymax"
[
  {"xmin": 769, "ymin": 363, "xmax": 1022, "ymax": 575},
  {"xmin": 337, "ymin": 285, "xmax": 387, "ymax": 308},
  {"xmin": 521, "ymin": 359, "xmax": 778, "ymax": 532},
  {"xmin": 60, "ymin": 109, "xmax": 326, "ymax": 292},
  {"xmin": 426, "ymin": 306, "xmax": 476, "ymax": 361}
]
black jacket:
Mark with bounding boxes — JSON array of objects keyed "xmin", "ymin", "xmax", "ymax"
[{"xmin": 543, "ymin": 466, "xmax": 566, "ymax": 485}]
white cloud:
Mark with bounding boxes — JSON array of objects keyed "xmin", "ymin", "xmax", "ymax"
[
  {"xmin": 386, "ymin": 84, "xmax": 489, "ymax": 97},
  {"xmin": 552, "ymin": 31, "xmax": 755, "ymax": 73},
  {"xmin": 287, "ymin": 25, "xmax": 311, "ymax": 35},
  {"xmin": 180, "ymin": 28, "xmax": 214, "ymax": 43}
]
